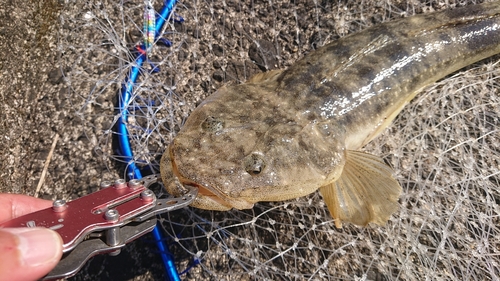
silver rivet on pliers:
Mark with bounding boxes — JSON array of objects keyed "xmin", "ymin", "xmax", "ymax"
[
  {"xmin": 52, "ymin": 199, "xmax": 68, "ymax": 213},
  {"xmin": 100, "ymin": 181, "xmax": 112, "ymax": 189},
  {"xmin": 104, "ymin": 209, "xmax": 120, "ymax": 222},
  {"xmin": 104, "ymin": 209, "xmax": 121, "ymax": 256},
  {"xmin": 114, "ymin": 179, "xmax": 127, "ymax": 189},
  {"xmin": 128, "ymin": 179, "xmax": 142, "ymax": 189},
  {"xmin": 140, "ymin": 189, "xmax": 155, "ymax": 202}
]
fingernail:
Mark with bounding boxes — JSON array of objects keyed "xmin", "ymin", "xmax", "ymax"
[{"xmin": 3, "ymin": 228, "xmax": 62, "ymax": 267}]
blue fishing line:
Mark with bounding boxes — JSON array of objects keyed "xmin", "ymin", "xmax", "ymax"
[{"xmin": 116, "ymin": 1, "xmax": 181, "ymax": 280}]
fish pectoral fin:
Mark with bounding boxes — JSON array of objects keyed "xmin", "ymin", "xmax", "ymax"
[
  {"xmin": 246, "ymin": 69, "xmax": 283, "ymax": 83},
  {"xmin": 319, "ymin": 150, "xmax": 402, "ymax": 228}
]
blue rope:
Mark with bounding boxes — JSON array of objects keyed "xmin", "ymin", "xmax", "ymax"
[{"xmin": 116, "ymin": 1, "xmax": 180, "ymax": 280}]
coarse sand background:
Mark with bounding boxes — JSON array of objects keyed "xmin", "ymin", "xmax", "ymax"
[{"xmin": 1, "ymin": 0, "xmax": 499, "ymax": 280}]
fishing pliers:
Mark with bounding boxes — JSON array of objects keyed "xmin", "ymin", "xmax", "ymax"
[{"xmin": 0, "ymin": 174, "xmax": 197, "ymax": 280}]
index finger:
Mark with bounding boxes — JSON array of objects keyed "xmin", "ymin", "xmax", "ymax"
[{"xmin": 0, "ymin": 194, "xmax": 53, "ymax": 223}]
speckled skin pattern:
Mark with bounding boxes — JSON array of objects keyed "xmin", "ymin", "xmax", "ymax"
[{"xmin": 161, "ymin": 2, "xmax": 500, "ymax": 211}]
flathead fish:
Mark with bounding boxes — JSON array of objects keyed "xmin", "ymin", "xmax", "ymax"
[{"xmin": 161, "ymin": 2, "xmax": 500, "ymax": 228}]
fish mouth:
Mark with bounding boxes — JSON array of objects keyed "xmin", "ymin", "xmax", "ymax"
[
  {"xmin": 169, "ymin": 148, "xmax": 254, "ymax": 210},
  {"xmin": 177, "ymin": 174, "xmax": 255, "ymax": 211},
  {"xmin": 189, "ymin": 182, "xmax": 237, "ymax": 210}
]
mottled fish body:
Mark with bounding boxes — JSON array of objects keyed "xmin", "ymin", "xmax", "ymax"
[{"xmin": 161, "ymin": 2, "xmax": 500, "ymax": 227}]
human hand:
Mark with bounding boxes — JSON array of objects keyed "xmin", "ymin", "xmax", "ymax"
[{"xmin": 0, "ymin": 194, "xmax": 63, "ymax": 281}]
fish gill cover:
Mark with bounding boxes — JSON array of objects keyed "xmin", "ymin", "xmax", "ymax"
[{"xmin": 60, "ymin": 0, "xmax": 500, "ymax": 280}]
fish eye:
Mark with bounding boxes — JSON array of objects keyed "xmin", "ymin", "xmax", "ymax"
[
  {"xmin": 244, "ymin": 153, "xmax": 266, "ymax": 175},
  {"xmin": 201, "ymin": 116, "xmax": 224, "ymax": 132}
]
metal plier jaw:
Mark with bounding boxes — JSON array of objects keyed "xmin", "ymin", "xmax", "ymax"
[{"xmin": 0, "ymin": 174, "xmax": 197, "ymax": 280}]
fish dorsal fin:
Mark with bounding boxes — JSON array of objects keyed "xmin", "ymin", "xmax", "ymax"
[
  {"xmin": 319, "ymin": 150, "xmax": 402, "ymax": 228},
  {"xmin": 246, "ymin": 69, "xmax": 283, "ymax": 83}
]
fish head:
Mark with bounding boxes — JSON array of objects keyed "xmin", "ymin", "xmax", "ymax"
[{"xmin": 161, "ymin": 83, "xmax": 346, "ymax": 210}]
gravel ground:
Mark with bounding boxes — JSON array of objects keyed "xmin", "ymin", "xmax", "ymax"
[
  {"xmin": 0, "ymin": 0, "xmax": 106, "ymax": 198},
  {"xmin": 0, "ymin": 0, "xmax": 159, "ymax": 279},
  {"xmin": 1, "ymin": 0, "xmax": 499, "ymax": 280}
]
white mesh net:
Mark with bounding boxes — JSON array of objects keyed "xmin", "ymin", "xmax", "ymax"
[{"xmin": 60, "ymin": 0, "xmax": 500, "ymax": 280}]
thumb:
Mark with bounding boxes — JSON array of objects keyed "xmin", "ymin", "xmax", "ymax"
[{"xmin": 0, "ymin": 228, "xmax": 63, "ymax": 281}]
